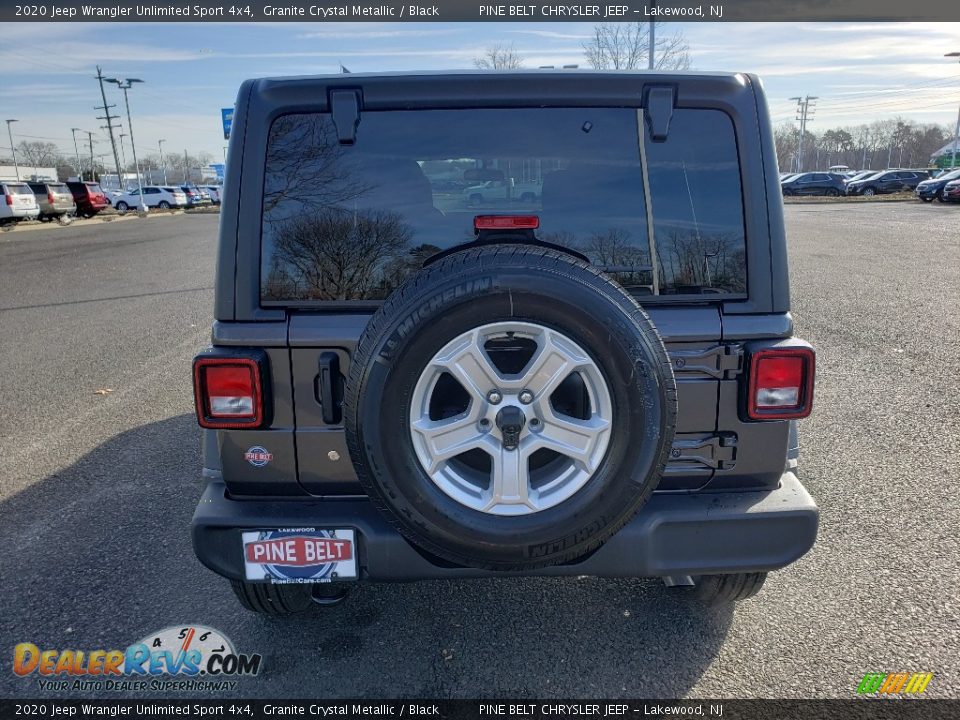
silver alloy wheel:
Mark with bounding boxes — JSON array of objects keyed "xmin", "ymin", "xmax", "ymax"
[{"xmin": 409, "ymin": 321, "xmax": 613, "ymax": 516}]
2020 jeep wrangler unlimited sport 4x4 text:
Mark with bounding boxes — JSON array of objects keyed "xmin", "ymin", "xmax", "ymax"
[{"xmin": 191, "ymin": 70, "xmax": 818, "ymax": 614}]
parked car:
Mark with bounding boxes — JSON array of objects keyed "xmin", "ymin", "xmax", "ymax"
[
  {"xmin": 200, "ymin": 185, "xmax": 222, "ymax": 204},
  {"xmin": 0, "ymin": 181, "xmax": 41, "ymax": 227},
  {"xmin": 914, "ymin": 168, "xmax": 960, "ymax": 202},
  {"xmin": 113, "ymin": 186, "xmax": 188, "ymax": 213},
  {"xmin": 844, "ymin": 170, "xmax": 875, "ymax": 184},
  {"xmin": 191, "ymin": 70, "xmax": 818, "ymax": 615},
  {"xmin": 180, "ymin": 184, "xmax": 211, "ymax": 206},
  {"xmin": 28, "ymin": 181, "xmax": 77, "ymax": 222},
  {"xmin": 463, "ymin": 179, "xmax": 541, "ymax": 206},
  {"xmin": 942, "ymin": 179, "xmax": 960, "ymax": 203},
  {"xmin": 780, "ymin": 172, "xmax": 846, "ymax": 197},
  {"xmin": 845, "ymin": 169, "xmax": 930, "ymax": 196},
  {"xmin": 66, "ymin": 181, "xmax": 110, "ymax": 217}
]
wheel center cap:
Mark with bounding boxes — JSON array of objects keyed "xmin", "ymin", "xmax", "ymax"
[{"xmin": 495, "ymin": 405, "xmax": 526, "ymax": 450}]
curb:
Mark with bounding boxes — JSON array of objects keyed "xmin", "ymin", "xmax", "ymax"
[
  {"xmin": 0, "ymin": 208, "xmax": 219, "ymax": 235},
  {"xmin": 783, "ymin": 197, "xmax": 920, "ymax": 206}
]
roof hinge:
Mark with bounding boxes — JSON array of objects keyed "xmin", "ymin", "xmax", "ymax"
[
  {"xmin": 643, "ymin": 85, "xmax": 676, "ymax": 142},
  {"xmin": 329, "ymin": 89, "xmax": 362, "ymax": 145}
]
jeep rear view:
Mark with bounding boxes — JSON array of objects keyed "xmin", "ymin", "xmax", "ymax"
[{"xmin": 191, "ymin": 71, "xmax": 818, "ymax": 615}]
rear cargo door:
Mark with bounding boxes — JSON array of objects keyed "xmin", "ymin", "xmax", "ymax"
[{"xmin": 252, "ymin": 85, "xmax": 754, "ymax": 496}]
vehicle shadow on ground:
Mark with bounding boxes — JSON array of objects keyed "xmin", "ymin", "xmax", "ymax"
[{"xmin": 0, "ymin": 415, "xmax": 733, "ymax": 699}]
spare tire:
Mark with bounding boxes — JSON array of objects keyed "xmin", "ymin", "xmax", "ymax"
[{"xmin": 344, "ymin": 245, "xmax": 677, "ymax": 570}]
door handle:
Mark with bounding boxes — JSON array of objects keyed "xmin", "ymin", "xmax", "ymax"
[{"xmin": 316, "ymin": 352, "xmax": 344, "ymax": 425}]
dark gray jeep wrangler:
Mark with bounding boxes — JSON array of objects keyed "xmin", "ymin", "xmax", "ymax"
[{"xmin": 191, "ymin": 70, "xmax": 818, "ymax": 615}]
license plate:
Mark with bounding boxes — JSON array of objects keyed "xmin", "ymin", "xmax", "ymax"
[{"xmin": 242, "ymin": 528, "xmax": 357, "ymax": 583}]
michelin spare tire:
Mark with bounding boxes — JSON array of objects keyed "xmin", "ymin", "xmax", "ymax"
[{"xmin": 344, "ymin": 245, "xmax": 677, "ymax": 570}]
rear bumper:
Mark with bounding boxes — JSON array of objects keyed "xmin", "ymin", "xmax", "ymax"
[
  {"xmin": 192, "ymin": 472, "xmax": 818, "ymax": 581},
  {"xmin": 41, "ymin": 204, "xmax": 75, "ymax": 215}
]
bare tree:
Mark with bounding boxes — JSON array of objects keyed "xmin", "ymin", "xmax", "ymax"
[
  {"xmin": 773, "ymin": 123, "xmax": 798, "ymax": 172},
  {"xmin": 474, "ymin": 42, "xmax": 524, "ymax": 70},
  {"xmin": 55, "ymin": 157, "xmax": 78, "ymax": 182},
  {"xmin": 264, "ymin": 209, "xmax": 411, "ymax": 301},
  {"xmin": 583, "ymin": 22, "xmax": 690, "ymax": 71},
  {"xmin": 16, "ymin": 141, "xmax": 61, "ymax": 170}
]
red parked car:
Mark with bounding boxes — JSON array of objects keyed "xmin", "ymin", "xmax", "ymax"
[
  {"xmin": 66, "ymin": 181, "xmax": 109, "ymax": 218},
  {"xmin": 943, "ymin": 179, "xmax": 960, "ymax": 203}
]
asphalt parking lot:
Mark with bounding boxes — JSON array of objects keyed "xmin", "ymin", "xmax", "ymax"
[{"xmin": 0, "ymin": 204, "xmax": 958, "ymax": 699}]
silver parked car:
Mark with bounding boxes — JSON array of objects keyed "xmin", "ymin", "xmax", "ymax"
[
  {"xmin": 28, "ymin": 181, "xmax": 77, "ymax": 222},
  {"xmin": 0, "ymin": 182, "xmax": 41, "ymax": 228}
]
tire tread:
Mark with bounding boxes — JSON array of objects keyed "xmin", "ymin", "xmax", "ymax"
[
  {"xmin": 230, "ymin": 580, "xmax": 312, "ymax": 616},
  {"xmin": 691, "ymin": 572, "xmax": 768, "ymax": 605}
]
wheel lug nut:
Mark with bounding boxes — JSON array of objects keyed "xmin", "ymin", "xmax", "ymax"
[
  {"xmin": 519, "ymin": 390, "xmax": 534, "ymax": 404},
  {"xmin": 487, "ymin": 390, "xmax": 502, "ymax": 405},
  {"xmin": 530, "ymin": 418, "xmax": 540, "ymax": 427},
  {"xmin": 480, "ymin": 418, "xmax": 491, "ymax": 430}
]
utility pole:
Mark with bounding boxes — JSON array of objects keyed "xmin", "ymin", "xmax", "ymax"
[
  {"xmin": 953, "ymin": 105, "xmax": 960, "ymax": 169},
  {"xmin": 85, "ymin": 131, "xmax": 95, "ymax": 182},
  {"xmin": 70, "ymin": 128, "xmax": 84, "ymax": 181},
  {"xmin": 5, "ymin": 119, "xmax": 19, "ymax": 180},
  {"xmin": 105, "ymin": 77, "xmax": 145, "ymax": 211},
  {"xmin": 184, "ymin": 148, "xmax": 189, "ymax": 183},
  {"xmin": 95, "ymin": 66, "xmax": 124, "ymax": 190},
  {"xmin": 158, "ymin": 139, "xmax": 167, "ymax": 184},
  {"xmin": 947, "ymin": 53, "xmax": 960, "ymax": 168},
  {"xmin": 790, "ymin": 95, "xmax": 818, "ymax": 173}
]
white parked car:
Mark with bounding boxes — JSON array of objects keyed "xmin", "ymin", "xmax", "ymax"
[
  {"xmin": 1, "ymin": 182, "xmax": 41, "ymax": 227},
  {"xmin": 112, "ymin": 186, "xmax": 188, "ymax": 213},
  {"xmin": 200, "ymin": 185, "xmax": 222, "ymax": 204}
]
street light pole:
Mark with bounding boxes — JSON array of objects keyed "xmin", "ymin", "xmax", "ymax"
[
  {"xmin": 648, "ymin": 11, "xmax": 656, "ymax": 70},
  {"xmin": 70, "ymin": 128, "xmax": 84, "ymax": 181},
  {"xmin": 86, "ymin": 132, "xmax": 95, "ymax": 182},
  {"xmin": 158, "ymin": 139, "xmax": 167, "ymax": 184},
  {"xmin": 118, "ymin": 132, "xmax": 129, "ymax": 184},
  {"xmin": 947, "ymin": 53, "xmax": 960, "ymax": 169},
  {"xmin": 106, "ymin": 78, "xmax": 146, "ymax": 211},
  {"xmin": 5, "ymin": 119, "xmax": 20, "ymax": 181}
]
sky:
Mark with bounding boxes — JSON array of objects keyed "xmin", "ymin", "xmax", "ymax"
[{"xmin": 0, "ymin": 21, "xmax": 958, "ymax": 164}]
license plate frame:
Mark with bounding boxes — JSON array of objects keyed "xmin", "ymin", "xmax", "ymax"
[{"xmin": 241, "ymin": 528, "xmax": 357, "ymax": 583}]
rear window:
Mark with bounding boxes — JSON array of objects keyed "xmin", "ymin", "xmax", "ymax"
[
  {"xmin": 84, "ymin": 183, "xmax": 104, "ymax": 194},
  {"xmin": 4, "ymin": 183, "xmax": 32, "ymax": 196},
  {"xmin": 260, "ymin": 107, "xmax": 746, "ymax": 303}
]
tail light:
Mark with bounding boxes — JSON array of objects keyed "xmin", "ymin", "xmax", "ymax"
[
  {"xmin": 48, "ymin": 193, "xmax": 55, "ymax": 204},
  {"xmin": 5, "ymin": 194, "xmax": 12, "ymax": 206},
  {"xmin": 193, "ymin": 355, "xmax": 266, "ymax": 429},
  {"xmin": 474, "ymin": 215, "xmax": 540, "ymax": 230},
  {"xmin": 746, "ymin": 347, "xmax": 815, "ymax": 420}
]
